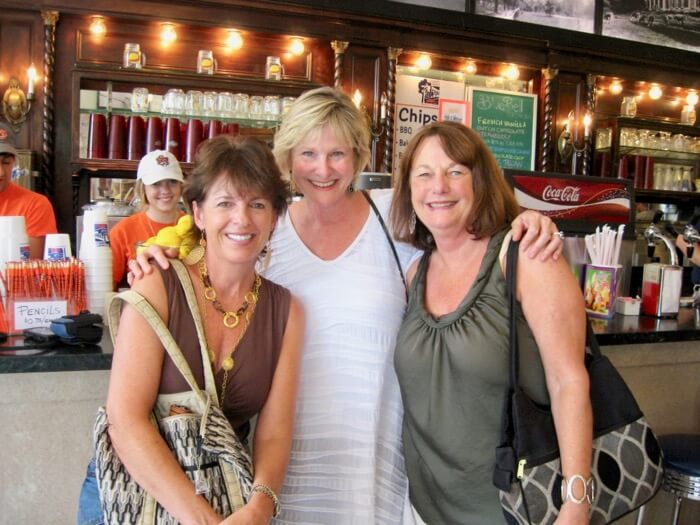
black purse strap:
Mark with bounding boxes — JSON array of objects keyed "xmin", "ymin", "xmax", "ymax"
[
  {"xmin": 361, "ymin": 190, "xmax": 409, "ymax": 301},
  {"xmin": 505, "ymin": 240, "xmax": 602, "ymax": 393}
]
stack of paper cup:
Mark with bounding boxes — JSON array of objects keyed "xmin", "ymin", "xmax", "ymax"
[
  {"xmin": 44, "ymin": 233, "xmax": 73, "ymax": 261},
  {"xmin": 79, "ymin": 208, "xmax": 113, "ymax": 316},
  {"xmin": 0, "ymin": 216, "xmax": 30, "ymax": 298}
]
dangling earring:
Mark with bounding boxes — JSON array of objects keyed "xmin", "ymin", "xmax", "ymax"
[
  {"xmin": 261, "ymin": 241, "xmax": 272, "ymax": 271},
  {"xmin": 408, "ymin": 210, "xmax": 416, "ymax": 235},
  {"xmin": 183, "ymin": 231, "xmax": 206, "ymax": 265}
]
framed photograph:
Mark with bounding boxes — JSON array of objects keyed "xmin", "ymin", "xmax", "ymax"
[
  {"xmin": 601, "ymin": 2, "xmax": 700, "ymax": 53},
  {"xmin": 476, "ymin": 0, "xmax": 595, "ymax": 34},
  {"xmin": 438, "ymin": 98, "xmax": 470, "ymax": 124}
]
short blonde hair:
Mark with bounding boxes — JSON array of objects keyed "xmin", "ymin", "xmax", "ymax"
[{"xmin": 273, "ymin": 87, "xmax": 371, "ymax": 182}]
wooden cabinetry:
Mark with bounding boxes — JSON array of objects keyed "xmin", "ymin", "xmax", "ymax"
[
  {"xmin": 594, "ymin": 117, "xmax": 700, "ymax": 217},
  {"xmin": 51, "ymin": 13, "xmax": 334, "ymax": 222}
]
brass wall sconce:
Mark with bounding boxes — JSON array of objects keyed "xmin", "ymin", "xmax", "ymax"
[
  {"xmin": 353, "ymin": 89, "xmax": 388, "ymax": 170},
  {"xmin": 557, "ymin": 111, "xmax": 591, "ymax": 167},
  {"xmin": 353, "ymin": 89, "xmax": 388, "ymax": 140},
  {"xmin": 1, "ymin": 66, "xmax": 36, "ymax": 131}
]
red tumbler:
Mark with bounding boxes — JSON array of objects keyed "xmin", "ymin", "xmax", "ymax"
[
  {"xmin": 164, "ymin": 117, "xmax": 181, "ymax": 161},
  {"xmin": 146, "ymin": 117, "xmax": 164, "ymax": 152},
  {"xmin": 87, "ymin": 113, "xmax": 107, "ymax": 159},
  {"xmin": 186, "ymin": 119, "xmax": 204, "ymax": 163},
  {"xmin": 127, "ymin": 116, "xmax": 146, "ymax": 160},
  {"xmin": 207, "ymin": 120, "xmax": 223, "ymax": 139},
  {"xmin": 108, "ymin": 114, "xmax": 127, "ymax": 159}
]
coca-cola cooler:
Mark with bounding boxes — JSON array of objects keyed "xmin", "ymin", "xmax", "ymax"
[{"xmin": 505, "ymin": 170, "xmax": 635, "ymax": 294}]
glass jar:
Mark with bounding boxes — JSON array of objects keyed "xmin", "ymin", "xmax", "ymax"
[
  {"xmin": 123, "ymin": 43, "xmax": 146, "ymax": 69},
  {"xmin": 185, "ymin": 90, "xmax": 203, "ymax": 116},
  {"xmin": 263, "ymin": 95, "xmax": 280, "ymax": 121},
  {"xmin": 202, "ymin": 91, "xmax": 218, "ymax": 117},
  {"xmin": 131, "ymin": 87, "xmax": 149, "ymax": 113},
  {"xmin": 681, "ymin": 105, "xmax": 697, "ymax": 126},
  {"xmin": 620, "ymin": 96, "xmax": 637, "ymax": 117},
  {"xmin": 249, "ymin": 96, "xmax": 264, "ymax": 119},
  {"xmin": 265, "ymin": 56, "xmax": 283, "ymax": 81}
]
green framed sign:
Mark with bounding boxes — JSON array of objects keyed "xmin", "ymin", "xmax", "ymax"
[{"xmin": 468, "ymin": 87, "xmax": 537, "ymax": 171}]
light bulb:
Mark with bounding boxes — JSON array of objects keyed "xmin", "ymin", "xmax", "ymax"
[
  {"xmin": 648, "ymin": 84, "xmax": 663, "ymax": 100},
  {"xmin": 290, "ymin": 37, "xmax": 305, "ymax": 56},
  {"xmin": 161, "ymin": 23, "xmax": 177, "ymax": 44},
  {"xmin": 226, "ymin": 30, "xmax": 243, "ymax": 50},
  {"xmin": 503, "ymin": 63, "xmax": 519, "ymax": 80},
  {"xmin": 609, "ymin": 81, "xmax": 623, "ymax": 95},
  {"xmin": 416, "ymin": 54, "xmax": 432, "ymax": 70},
  {"xmin": 687, "ymin": 91, "xmax": 699, "ymax": 106},
  {"xmin": 353, "ymin": 89, "xmax": 362, "ymax": 109},
  {"xmin": 89, "ymin": 16, "xmax": 106, "ymax": 36},
  {"xmin": 465, "ymin": 61, "xmax": 477, "ymax": 75}
]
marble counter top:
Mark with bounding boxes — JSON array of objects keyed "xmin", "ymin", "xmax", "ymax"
[
  {"xmin": 0, "ymin": 333, "xmax": 112, "ymax": 374},
  {"xmin": 592, "ymin": 306, "xmax": 700, "ymax": 345},
  {"xmin": 2, "ymin": 308, "xmax": 699, "ymax": 373}
]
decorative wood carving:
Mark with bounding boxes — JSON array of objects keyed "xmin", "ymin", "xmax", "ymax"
[
  {"xmin": 331, "ymin": 40, "xmax": 348, "ymax": 89},
  {"xmin": 40, "ymin": 10, "xmax": 59, "ymax": 198},
  {"xmin": 540, "ymin": 67, "xmax": 558, "ymax": 173},
  {"xmin": 382, "ymin": 46, "xmax": 402, "ymax": 175}
]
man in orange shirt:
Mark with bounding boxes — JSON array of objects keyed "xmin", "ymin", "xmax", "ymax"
[{"xmin": 0, "ymin": 138, "xmax": 58, "ymax": 259}]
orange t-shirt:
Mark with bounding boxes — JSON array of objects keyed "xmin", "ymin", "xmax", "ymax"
[
  {"xmin": 109, "ymin": 211, "xmax": 183, "ymax": 289},
  {"xmin": 0, "ymin": 182, "xmax": 57, "ymax": 237}
]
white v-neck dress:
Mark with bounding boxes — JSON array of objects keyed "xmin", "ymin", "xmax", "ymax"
[{"xmin": 263, "ymin": 189, "xmax": 419, "ymax": 525}]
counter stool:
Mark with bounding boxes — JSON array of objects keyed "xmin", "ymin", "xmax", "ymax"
[{"xmin": 637, "ymin": 433, "xmax": 700, "ymax": 525}]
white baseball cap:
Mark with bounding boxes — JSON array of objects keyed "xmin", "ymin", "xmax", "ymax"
[
  {"xmin": 0, "ymin": 138, "xmax": 18, "ymax": 157},
  {"xmin": 137, "ymin": 150, "xmax": 184, "ymax": 185}
]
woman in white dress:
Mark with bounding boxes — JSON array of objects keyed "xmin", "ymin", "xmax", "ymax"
[{"xmin": 134, "ymin": 87, "xmax": 563, "ymax": 524}]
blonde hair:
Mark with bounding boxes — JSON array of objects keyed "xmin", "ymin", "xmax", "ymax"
[
  {"xmin": 134, "ymin": 180, "xmax": 148, "ymax": 211},
  {"xmin": 273, "ymin": 87, "xmax": 371, "ymax": 182}
]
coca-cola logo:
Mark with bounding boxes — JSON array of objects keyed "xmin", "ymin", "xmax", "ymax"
[{"xmin": 542, "ymin": 185, "xmax": 581, "ymax": 203}]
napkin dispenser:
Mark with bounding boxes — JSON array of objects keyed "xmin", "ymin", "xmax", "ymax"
[{"xmin": 641, "ymin": 263, "xmax": 682, "ymax": 318}]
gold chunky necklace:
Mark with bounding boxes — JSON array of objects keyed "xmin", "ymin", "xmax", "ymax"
[
  {"xmin": 198, "ymin": 258, "xmax": 262, "ymax": 405},
  {"xmin": 198, "ymin": 259, "xmax": 261, "ymax": 328}
]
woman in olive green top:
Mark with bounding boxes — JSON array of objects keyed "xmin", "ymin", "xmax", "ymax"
[{"xmin": 391, "ymin": 122, "xmax": 592, "ymax": 524}]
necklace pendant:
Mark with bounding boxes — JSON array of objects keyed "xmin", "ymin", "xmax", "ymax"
[
  {"xmin": 223, "ymin": 312, "xmax": 240, "ymax": 328},
  {"xmin": 222, "ymin": 356, "xmax": 234, "ymax": 371},
  {"xmin": 208, "ymin": 349, "xmax": 215, "ymax": 364}
]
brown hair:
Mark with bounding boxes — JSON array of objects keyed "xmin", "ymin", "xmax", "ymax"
[
  {"xmin": 390, "ymin": 121, "xmax": 520, "ymax": 250},
  {"xmin": 184, "ymin": 136, "xmax": 290, "ymax": 226}
]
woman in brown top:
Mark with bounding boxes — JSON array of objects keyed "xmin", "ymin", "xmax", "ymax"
[{"xmin": 101, "ymin": 136, "xmax": 303, "ymax": 524}]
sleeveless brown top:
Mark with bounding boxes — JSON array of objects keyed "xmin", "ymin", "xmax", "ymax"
[{"xmin": 157, "ymin": 266, "xmax": 291, "ymax": 438}]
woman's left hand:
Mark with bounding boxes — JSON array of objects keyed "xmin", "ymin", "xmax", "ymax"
[
  {"xmin": 219, "ymin": 503, "xmax": 270, "ymax": 525},
  {"xmin": 553, "ymin": 500, "xmax": 590, "ymax": 525},
  {"xmin": 511, "ymin": 210, "xmax": 563, "ymax": 261}
]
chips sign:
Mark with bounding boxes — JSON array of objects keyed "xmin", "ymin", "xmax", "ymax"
[{"xmin": 468, "ymin": 87, "xmax": 537, "ymax": 171}]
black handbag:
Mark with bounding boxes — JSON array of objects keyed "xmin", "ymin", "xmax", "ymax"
[{"xmin": 493, "ymin": 240, "xmax": 663, "ymax": 525}]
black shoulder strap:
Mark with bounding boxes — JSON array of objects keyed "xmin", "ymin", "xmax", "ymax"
[
  {"xmin": 361, "ymin": 190, "xmax": 408, "ymax": 301},
  {"xmin": 506, "ymin": 239, "xmax": 521, "ymax": 390}
]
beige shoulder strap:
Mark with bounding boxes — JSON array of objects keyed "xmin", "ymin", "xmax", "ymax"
[
  {"xmin": 498, "ymin": 229, "xmax": 514, "ymax": 275},
  {"xmin": 169, "ymin": 259, "xmax": 219, "ymax": 402},
  {"xmin": 108, "ymin": 288, "xmax": 204, "ymax": 398}
]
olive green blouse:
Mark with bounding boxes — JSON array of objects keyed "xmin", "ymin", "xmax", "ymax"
[{"xmin": 394, "ymin": 229, "xmax": 549, "ymax": 524}]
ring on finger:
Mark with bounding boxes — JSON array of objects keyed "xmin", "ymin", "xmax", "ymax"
[{"xmin": 552, "ymin": 231, "xmax": 565, "ymax": 240}]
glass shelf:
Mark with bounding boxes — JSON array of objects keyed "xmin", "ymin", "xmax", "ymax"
[
  {"xmin": 79, "ymin": 108, "xmax": 280, "ymax": 129},
  {"xmin": 617, "ymin": 145, "xmax": 699, "ymax": 161}
]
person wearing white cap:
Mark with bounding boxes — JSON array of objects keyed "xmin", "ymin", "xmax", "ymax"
[
  {"xmin": 109, "ymin": 149, "xmax": 184, "ymax": 289},
  {"xmin": 0, "ymin": 136, "xmax": 58, "ymax": 259}
]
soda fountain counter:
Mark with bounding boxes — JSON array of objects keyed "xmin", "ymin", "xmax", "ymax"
[{"xmin": 3, "ymin": 166, "xmax": 700, "ymax": 524}]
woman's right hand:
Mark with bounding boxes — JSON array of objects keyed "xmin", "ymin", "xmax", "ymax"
[{"xmin": 126, "ymin": 245, "xmax": 179, "ymax": 285}]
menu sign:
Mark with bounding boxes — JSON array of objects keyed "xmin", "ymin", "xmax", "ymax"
[
  {"xmin": 505, "ymin": 170, "xmax": 635, "ymax": 236},
  {"xmin": 468, "ymin": 87, "xmax": 537, "ymax": 170}
]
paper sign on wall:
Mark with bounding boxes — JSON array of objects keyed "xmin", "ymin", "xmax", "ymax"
[{"xmin": 393, "ymin": 74, "xmax": 466, "ymax": 177}]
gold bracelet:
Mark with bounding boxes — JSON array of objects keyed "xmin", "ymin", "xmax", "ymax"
[
  {"xmin": 250, "ymin": 483, "xmax": 280, "ymax": 518},
  {"xmin": 561, "ymin": 474, "xmax": 595, "ymax": 505}
]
